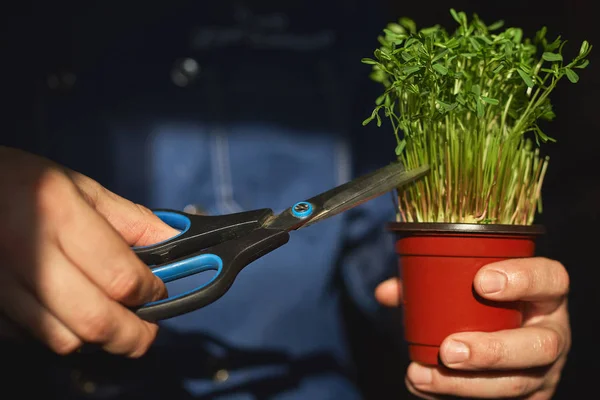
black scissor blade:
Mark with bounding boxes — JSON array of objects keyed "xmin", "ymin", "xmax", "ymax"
[
  {"xmin": 264, "ymin": 161, "xmax": 429, "ymax": 231},
  {"xmin": 301, "ymin": 162, "xmax": 430, "ymax": 227}
]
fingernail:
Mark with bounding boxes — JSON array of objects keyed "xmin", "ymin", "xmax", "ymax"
[
  {"xmin": 407, "ymin": 363, "xmax": 433, "ymax": 386},
  {"xmin": 443, "ymin": 340, "xmax": 470, "ymax": 364},
  {"xmin": 479, "ymin": 270, "xmax": 507, "ymax": 294}
]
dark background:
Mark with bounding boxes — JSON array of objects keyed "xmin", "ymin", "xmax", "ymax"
[{"xmin": 2, "ymin": 1, "xmax": 598, "ymax": 398}]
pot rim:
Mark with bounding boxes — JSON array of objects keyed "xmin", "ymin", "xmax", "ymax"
[{"xmin": 387, "ymin": 222, "xmax": 546, "ymax": 235}]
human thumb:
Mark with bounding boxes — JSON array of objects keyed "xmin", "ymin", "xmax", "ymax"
[
  {"xmin": 69, "ymin": 171, "xmax": 180, "ymax": 246},
  {"xmin": 107, "ymin": 202, "xmax": 180, "ymax": 247}
]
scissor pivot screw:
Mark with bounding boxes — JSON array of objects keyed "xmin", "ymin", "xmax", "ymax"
[
  {"xmin": 292, "ymin": 201, "xmax": 313, "ymax": 218},
  {"xmin": 294, "ymin": 203, "xmax": 310, "ymax": 212}
]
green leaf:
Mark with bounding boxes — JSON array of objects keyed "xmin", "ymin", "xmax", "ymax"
[
  {"xmin": 402, "ymin": 65, "xmax": 422, "ymax": 75},
  {"xmin": 444, "ymin": 37, "xmax": 460, "ymax": 49},
  {"xmin": 519, "ymin": 64, "xmax": 532, "ymax": 74},
  {"xmin": 361, "ymin": 58, "xmax": 378, "ymax": 65},
  {"xmin": 436, "ymin": 99, "xmax": 457, "ymax": 112},
  {"xmin": 574, "ymin": 59, "xmax": 590, "ymax": 69},
  {"xmin": 477, "ymin": 35, "xmax": 493, "ymax": 45},
  {"xmin": 406, "ymin": 84, "xmax": 420, "ymax": 94},
  {"xmin": 362, "ymin": 116, "xmax": 374, "ymax": 126},
  {"xmin": 545, "ymin": 36, "xmax": 562, "ymax": 52},
  {"xmin": 369, "ymin": 68, "xmax": 387, "ymax": 83},
  {"xmin": 565, "ymin": 67, "xmax": 579, "ymax": 83},
  {"xmin": 383, "ymin": 28, "xmax": 404, "ymax": 38},
  {"xmin": 405, "ymin": 37, "xmax": 419, "ymax": 48},
  {"xmin": 580, "ymin": 40, "xmax": 590, "ymax": 56},
  {"xmin": 535, "ymin": 26, "xmax": 547, "ymax": 43},
  {"xmin": 542, "ymin": 52, "xmax": 563, "ymax": 62},
  {"xmin": 517, "ymin": 68, "xmax": 534, "ymax": 87},
  {"xmin": 487, "ymin": 20, "xmax": 504, "ymax": 31},
  {"xmin": 471, "ymin": 84, "xmax": 481, "ymax": 96},
  {"xmin": 446, "ymin": 102, "xmax": 458, "ymax": 112},
  {"xmin": 457, "ymin": 11, "xmax": 467, "ymax": 25},
  {"xmin": 399, "ymin": 17, "xmax": 417, "ymax": 34},
  {"xmin": 420, "ymin": 25, "xmax": 440, "ymax": 35},
  {"xmin": 469, "ymin": 37, "xmax": 482, "ymax": 51},
  {"xmin": 539, "ymin": 104, "xmax": 556, "ymax": 121},
  {"xmin": 492, "ymin": 64, "xmax": 505, "ymax": 73},
  {"xmin": 481, "ymin": 96, "xmax": 500, "ymax": 105},
  {"xmin": 432, "ymin": 49, "xmax": 450, "ymax": 62},
  {"xmin": 386, "ymin": 22, "xmax": 406, "ymax": 34},
  {"xmin": 511, "ymin": 28, "xmax": 523, "ymax": 44},
  {"xmin": 432, "ymin": 63, "xmax": 448, "ymax": 75},
  {"xmin": 401, "ymin": 52, "xmax": 415, "ymax": 61},
  {"xmin": 476, "ymin": 99, "xmax": 484, "ymax": 117},
  {"xmin": 394, "ymin": 140, "xmax": 406, "ymax": 156},
  {"xmin": 533, "ymin": 125, "xmax": 556, "ymax": 143},
  {"xmin": 449, "ymin": 9, "xmax": 462, "ymax": 25},
  {"xmin": 362, "ymin": 107, "xmax": 382, "ymax": 126}
]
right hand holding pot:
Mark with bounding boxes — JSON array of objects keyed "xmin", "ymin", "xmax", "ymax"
[{"xmin": 375, "ymin": 257, "xmax": 571, "ymax": 400}]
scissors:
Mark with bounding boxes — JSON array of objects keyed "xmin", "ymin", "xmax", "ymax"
[{"xmin": 132, "ymin": 161, "xmax": 429, "ymax": 322}]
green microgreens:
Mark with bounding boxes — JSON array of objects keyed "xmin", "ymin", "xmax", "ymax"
[{"xmin": 362, "ymin": 9, "xmax": 591, "ymax": 224}]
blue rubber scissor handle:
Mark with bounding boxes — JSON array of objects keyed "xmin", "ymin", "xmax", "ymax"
[
  {"xmin": 151, "ymin": 253, "xmax": 223, "ymax": 284},
  {"xmin": 132, "ymin": 209, "xmax": 290, "ymax": 321}
]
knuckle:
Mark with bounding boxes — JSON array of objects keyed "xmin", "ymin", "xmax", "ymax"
[
  {"xmin": 538, "ymin": 329, "xmax": 562, "ymax": 363},
  {"xmin": 508, "ymin": 377, "xmax": 536, "ymax": 397},
  {"xmin": 134, "ymin": 204, "xmax": 154, "ymax": 217},
  {"xmin": 77, "ymin": 307, "xmax": 115, "ymax": 343},
  {"xmin": 479, "ymin": 336, "xmax": 507, "ymax": 367},
  {"xmin": 550, "ymin": 260, "xmax": 570, "ymax": 295},
  {"xmin": 128, "ymin": 325, "xmax": 158, "ymax": 358},
  {"xmin": 49, "ymin": 334, "xmax": 82, "ymax": 356},
  {"xmin": 521, "ymin": 265, "xmax": 539, "ymax": 293},
  {"xmin": 127, "ymin": 204, "xmax": 157, "ymax": 243},
  {"xmin": 78, "ymin": 181, "xmax": 103, "ymax": 207},
  {"xmin": 441, "ymin": 375, "xmax": 464, "ymax": 394},
  {"xmin": 522, "ymin": 257, "xmax": 570, "ymax": 296},
  {"xmin": 106, "ymin": 268, "xmax": 143, "ymax": 302},
  {"xmin": 36, "ymin": 170, "xmax": 75, "ymax": 216}
]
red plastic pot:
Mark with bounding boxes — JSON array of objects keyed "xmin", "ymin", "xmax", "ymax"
[{"xmin": 388, "ymin": 222, "xmax": 545, "ymax": 366}]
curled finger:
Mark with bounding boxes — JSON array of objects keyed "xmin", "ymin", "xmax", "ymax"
[
  {"xmin": 474, "ymin": 258, "xmax": 569, "ymax": 315},
  {"xmin": 40, "ymin": 175, "xmax": 166, "ymax": 307},
  {"xmin": 439, "ymin": 325, "xmax": 568, "ymax": 370},
  {"xmin": 16, "ymin": 245, "xmax": 159, "ymax": 357},
  {"xmin": 0, "ymin": 268, "xmax": 81, "ymax": 354},
  {"xmin": 375, "ymin": 278, "xmax": 403, "ymax": 307},
  {"xmin": 406, "ymin": 362, "xmax": 546, "ymax": 399}
]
